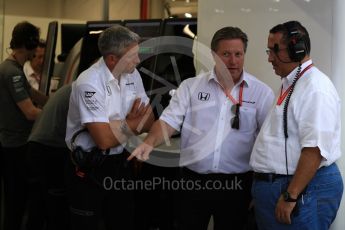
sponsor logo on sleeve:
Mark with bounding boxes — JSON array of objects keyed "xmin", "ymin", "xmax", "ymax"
[
  {"xmin": 84, "ymin": 91, "xmax": 98, "ymax": 110},
  {"xmin": 12, "ymin": 75, "xmax": 21, "ymax": 82},
  {"xmin": 12, "ymin": 75, "xmax": 25, "ymax": 92},
  {"xmin": 85, "ymin": 91, "xmax": 96, "ymax": 98}
]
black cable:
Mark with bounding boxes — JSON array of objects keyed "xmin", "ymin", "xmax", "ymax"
[{"xmin": 283, "ymin": 63, "xmax": 302, "ymax": 176}]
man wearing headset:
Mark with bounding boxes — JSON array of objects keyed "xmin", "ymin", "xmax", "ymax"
[
  {"xmin": 0, "ymin": 21, "xmax": 48, "ymax": 230},
  {"xmin": 65, "ymin": 25, "xmax": 154, "ymax": 230},
  {"xmin": 250, "ymin": 20, "xmax": 343, "ymax": 229}
]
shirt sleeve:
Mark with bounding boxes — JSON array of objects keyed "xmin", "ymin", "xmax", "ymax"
[
  {"xmin": 76, "ymin": 83, "xmax": 109, "ymax": 124},
  {"xmin": 6, "ymin": 74, "xmax": 31, "ymax": 103},
  {"xmin": 296, "ymin": 90, "xmax": 340, "ymax": 161},
  {"xmin": 159, "ymin": 79, "xmax": 191, "ymax": 131}
]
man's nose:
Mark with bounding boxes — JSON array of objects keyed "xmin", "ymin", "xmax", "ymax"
[
  {"xmin": 227, "ymin": 55, "xmax": 236, "ymax": 64},
  {"xmin": 134, "ymin": 55, "xmax": 140, "ymax": 64},
  {"xmin": 267, "ymin": 52, "xmax": 275, "ymax": 62}
]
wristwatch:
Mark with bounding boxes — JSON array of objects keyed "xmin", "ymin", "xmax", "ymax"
[{"xmin": 282, "ymin": 191, "xmax": 298, "ymax": 202}]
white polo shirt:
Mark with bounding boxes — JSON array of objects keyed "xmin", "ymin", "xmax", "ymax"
[
  {"xmin": 250, "ymin": 60, "xmax": 342, "ymax": 174},
  {"xmin": 65, "ymin": 58, "xmax": 148, "ymax": 155},
  {"xmin": 160, "ymin": 69, "xmax": 275, "ymax": 174},
  {"xmin": 23, "ymin": 61, "xmax": 40, "ymax": 90}
]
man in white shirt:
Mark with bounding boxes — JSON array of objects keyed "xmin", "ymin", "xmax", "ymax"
[
  {"xmin": 23, "ymin": 39, "xmax": 45, "ymax": 90},
  {"xmin": 129, "ymin": 26, "xmax": 274, "ymax": 230},
  {"xmin": 65, "ymin": 25, "xmax": 154, "ymax": 230},
  {"xmin": 250, "ymin": 20, "xmax": 343, "ymax": 229}
]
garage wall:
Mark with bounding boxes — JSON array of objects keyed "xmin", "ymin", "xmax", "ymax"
[{"xmin": 1, "ymin": 0, "xmax": 164, "ymax": 61}]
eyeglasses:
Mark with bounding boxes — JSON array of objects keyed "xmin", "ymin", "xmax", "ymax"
[
  {"xmin": 231, "ymin": 103, "xmax": 240, "ymax": 129},
  {"xmin": 265, "ymin": 47, "xmax": 288, "ymax": 55}
]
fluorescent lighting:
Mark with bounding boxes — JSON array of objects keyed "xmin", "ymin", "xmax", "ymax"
[
  {"xmin": 89, "ymin": 30, "xmax": 103, "ymax": 34},
  {"xmin": 214, "ymin": 8, "xmax": 224, "ymax": 14},
  {"xmin": 241, "ymin": 8, "xmax": 252, "ymax": 13},
  {"xmin": 184, "ymin": 12, "xmax": 192, "ymax": 18},
  {"xmin": 268, "ymin": 7, "xmax": 279, "ymax": 12}
]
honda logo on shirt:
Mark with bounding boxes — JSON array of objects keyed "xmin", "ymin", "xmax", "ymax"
[{"xmin": 198, "ymin": 92, "xmax": 210, "ymax": 101}]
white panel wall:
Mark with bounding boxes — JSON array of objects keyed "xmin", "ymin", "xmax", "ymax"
[
  {"xmin": 198, "ymin": 0, "xmax": 332, "ymax": 93},
  {"xmin": 331, "ymin": 0, "xmax": 345, "ymax": 228},
  {"xmin": 0, "ymin": 0, "xmax": 144, "ymax": 61},
  {"xmin": 3, "ymin": 0, "xmax": 141, "ymax": 21}
]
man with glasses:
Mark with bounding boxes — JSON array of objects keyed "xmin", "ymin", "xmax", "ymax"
[
  {"xmin": 250, "ymin": 20, "xmax": 343, "ymax": 229},
  {"xmin": 129, "ymin": 26, "xmax": 274, "ymax": 230}
]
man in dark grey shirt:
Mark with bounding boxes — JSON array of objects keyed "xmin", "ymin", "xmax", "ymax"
[
  {"xmin": 0, "ymin": 21, "xmax": 47, "ymax": 230},
  {"xmin": 26, "ymin": 84, "xmax": 71, "ymax": 230}
]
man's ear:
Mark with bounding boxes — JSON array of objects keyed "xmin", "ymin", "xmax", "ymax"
[{"xmin": 105, "ymin": 54, "xmax": 119, "ymax": 69}]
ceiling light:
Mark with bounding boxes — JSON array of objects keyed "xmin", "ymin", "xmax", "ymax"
[
  {"xmin": 214, "ymin": 8, "xmax": 224, "ymax": 14},
  {"xmin": 241, "ymin": 8, "xmax": 252, "ymax": 13},
  {"xmin": 268, "ymin": 7, "xmax": 279, "ymax": 12},
  {"xmin": 184, "ymin": 12, "xmax": 192, "ymax": 18}
]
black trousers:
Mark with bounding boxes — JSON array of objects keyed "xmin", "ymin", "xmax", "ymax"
[
  {"xmin": 2, "ymin": 145, "xmax": 28, "ymax": 230},
  {"xmin": 25, "ymin": 141, "xmax": 70, "ymax": 230},
  {"xmin": 177, "ymin": 168, "xmax": 253, "ymax": 230},
  {"xmin": 0, "ymin": 143, "xmax": 3, "ymax": 229},
  {"xmin": 134, "ymin": 162, "xmax": 179, "ymax": 230},
  {"xmin": 66, "ymin": 152, "xmax": 134, "ymax": 230}
]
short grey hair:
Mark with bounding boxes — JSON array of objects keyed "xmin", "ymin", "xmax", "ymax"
[{"xmin": 98, "ymin": 25, "xmax": 140, "ymax": 57}]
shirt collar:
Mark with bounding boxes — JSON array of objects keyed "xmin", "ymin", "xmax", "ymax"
[
  {"xmin": 208, "ymin": 68, "xmax": 249, "ymax": 88},
  {"xmin": 236, "ymin": 71, "xmax": 249, "ymax": 88},
  {"xmin": 207, "ymin": 68, "xmax": 218, "ymax": 82},
  {"xmin": 24, "ymin": 61, "xmax": 35, "ymax": 76},
  {"xmin": 99, "ymin": 58, "xmax": 119, "ymax": 84},
  {"xmin": 282, "ymin": 59, "xmax": 313, "ymax": 89}
]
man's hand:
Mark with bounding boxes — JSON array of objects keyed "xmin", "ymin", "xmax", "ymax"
[
  {"xmin": 127, "ymin": 98, "xmax": 148, "ymax": 119},
  {"xmin": 126, "ymin": 98, "xmax": 154, "ymax": 134},
  {"xmin": 127, "ymin": 142, "xmax": 154, "ymax": 161},
  {"xmin": 275, "ymin": 195, "xmax": 297, "ymax": 224}
]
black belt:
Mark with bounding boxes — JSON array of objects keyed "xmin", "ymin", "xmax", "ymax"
[{"xmin": 253, "ymin": 172, "xmax": 290, "ymax": 182}]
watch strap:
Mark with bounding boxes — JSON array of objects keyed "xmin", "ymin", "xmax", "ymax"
[{"xmin": 283, "ymin": 191, "xmax": 298, "ymax": 202}]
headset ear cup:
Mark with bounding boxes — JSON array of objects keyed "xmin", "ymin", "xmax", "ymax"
[
  {"xmin": 284, "ymin": 21, "xmax": 307, "ymax": 62},
  {"xmin": 293, "ymin": 40, "xmax": 306, "ymax": 62},
  {"xmin": 288, "ymin": 38, "xmax": 306, "ymax": 62}
]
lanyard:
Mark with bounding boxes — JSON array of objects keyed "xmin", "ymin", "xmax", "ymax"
[
  {"xmin": 224, "ymin": 81, "xmax": 244, "ymax": 106},
  {"xmin": 276, "ymin": 63, "xmax": 313, "ymax": 105}
]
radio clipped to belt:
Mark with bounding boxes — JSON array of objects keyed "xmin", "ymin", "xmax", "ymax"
[{"xmin": 70, "ymin": 128, "xmax": 109, "ymax": 173}]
